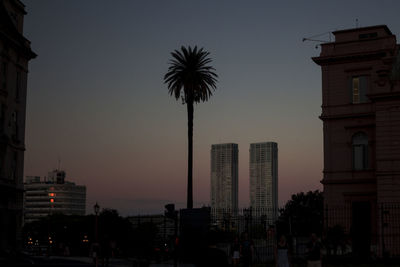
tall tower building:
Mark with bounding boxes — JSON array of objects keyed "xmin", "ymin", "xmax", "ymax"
[
  {"xmin": 249, "ymin": 142, "xmax": 278, "ymax": 221},
  {"xmin": 210, "ymin": 143, "xmax": 238, "ymax": 211}
]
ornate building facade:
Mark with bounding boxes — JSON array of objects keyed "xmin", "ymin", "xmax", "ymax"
[
  {"xmin": 0, "ymin": 0, "xmax": 36, "ymax": 252},
  {"xmin": 313, "ymin": 25, "xmax": 400, "ymax": 257}
]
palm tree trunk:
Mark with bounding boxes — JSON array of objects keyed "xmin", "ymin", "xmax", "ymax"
[{"xmin": 187, "ymin": 99, "xmax": 194, "ymax": 209}]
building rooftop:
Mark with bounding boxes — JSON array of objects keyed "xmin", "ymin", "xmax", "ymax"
[
  {"xmin": 333, "ymin": 25, "xmax": 392, "ymax": 36},
  {"xmin": 331, "ymin": 25, "xmax": 394, "ymax": 43},
  {"xmin": 24, "ymin": 170, "xmax": 84, "ymax": 187}
]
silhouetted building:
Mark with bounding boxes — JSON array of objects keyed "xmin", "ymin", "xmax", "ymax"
[
  {"xmin": 249, "ymin": 142, "xmax": 278, "ymax": 222},
  {"xmin": 0, "ymin": 0, "xmax": 36, "ymax": 252},
  {"xmin": 313, "ymin": 25, "xmax": 400, "ymax": 256},
  {"xmin": 24, "ymin": 170, "xmax": 86, "ymax": 223},
  {"xmin": 210, "ymin": 143, "xmax": 238, "ymax": 211},
  {"xmin": 128, "ymin": 214, "xmax": 176, "ymax": 243}
]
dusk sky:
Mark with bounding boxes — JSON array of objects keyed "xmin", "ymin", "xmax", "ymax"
[{"xmin": 22, "ymin": 1, "xmax": 400, "ymax": 215}]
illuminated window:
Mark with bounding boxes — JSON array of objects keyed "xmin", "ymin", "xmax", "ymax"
[{"xmin": 351, "ymin": 76, "xmax": 368, "ymax": 103}]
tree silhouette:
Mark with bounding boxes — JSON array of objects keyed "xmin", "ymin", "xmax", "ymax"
[
  {"xmin": 164, "ymin": 46, "xmax": 218, "ymax": 209},
  {"xmin": 277, "ymin": 190, "xmax": 323, "ymax": 236}
]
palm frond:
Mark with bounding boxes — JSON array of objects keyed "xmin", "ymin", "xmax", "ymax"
[{"xmin": 164, "ymin": 45, "xmax": 218, "ymax": 104}]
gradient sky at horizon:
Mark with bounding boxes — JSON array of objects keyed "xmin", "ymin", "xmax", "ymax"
[{"xmin": 22, "ymin": 0, "xmax": 400, "ymax": 215}]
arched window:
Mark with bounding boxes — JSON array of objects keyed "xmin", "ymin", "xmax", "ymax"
[{"xmin": 352, "ymin": 132, "xmax": 368, "ymax": 170}]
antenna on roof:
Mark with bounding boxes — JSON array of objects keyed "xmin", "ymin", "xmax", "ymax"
[
  {"xmin": 302, "ymin": 31, "xmax": 332, "ymax": 49},
  {"xmin": 356, "ymin": 18, "xmax": 359, "ymax": 28},
  {"xmin": 58, "ymin": 156, "xmax": 61, "ymax": 171}
]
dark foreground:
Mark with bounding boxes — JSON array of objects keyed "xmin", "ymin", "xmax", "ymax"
[{"xmin": 0, "ymin": 256, "xmax": 92, "ymax": 267}]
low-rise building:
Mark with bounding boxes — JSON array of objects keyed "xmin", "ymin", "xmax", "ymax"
[{"xmin": 24, "ymin": 170, "xmax": 86, "ymax": 224}]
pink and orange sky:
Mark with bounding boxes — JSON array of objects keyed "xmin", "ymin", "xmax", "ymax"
[{"xmin": 22, "ymin": 0, "xmax": 400, "ymax": 215}]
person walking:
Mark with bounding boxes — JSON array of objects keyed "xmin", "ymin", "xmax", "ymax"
[
  {"xmin": 231, "ymin": 236, "xmax": 240, "ymax": 266},
  {"xmin": 275, "ymin": 235, "xmax": 290, "ymax": 267},
  {"xmin": 240, "ymin": 232, "xmax": 254, "ymax": 267},
  {"xmin": 307, "ymin": 233, "xmax": 322, "ymax": 267}
]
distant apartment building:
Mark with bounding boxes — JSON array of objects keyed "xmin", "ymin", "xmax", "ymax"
[
  {"xmin": 249, "ymin": 142, "xmax": 278, "ymax": 222},
  {"xmin": 24, "ymin": 170, "xmax": 86, "ymax": 224},
  {"xmin": 128, "ymin": 214, "xmax": 175, "ymax": 243},
  {"xmin": 0, "ymin": 0, "xmax": 36, "ymax": 251},
  {"xmin": 313, "ymin": 25, "xmax": 400, "ymax": 256},
  {"xmin": 210, "ymin": 143, "xmax": 238, "ymax": 211}
]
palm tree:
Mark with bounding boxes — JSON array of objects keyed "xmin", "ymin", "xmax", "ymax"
[{"xmin": 164, "ymin": 46, "xmax": 218, "ymax": 209}]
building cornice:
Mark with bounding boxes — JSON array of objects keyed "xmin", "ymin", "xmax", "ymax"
[
  {"xmin": 9, "ymin": 0, "xmax": 27, "ymax": 15},
  {"xmin": 320, "ymin": 111, "xmax": 374, "ymax": 120},
  {"xmin": 321, "ymin": 178, "xmax": 376, "ymax": 185},
  {"xmin": 368, "ymin": 91, "xmax": 400, "ymax": 100},
  {"xmin": 332, "ymin": 25, "xmax": 392, "ymax": 36},
  {"xmin": 0, "ymin": 3, "xmax": 37, "ymax": 59},
  {"xmin": 342, "ymin": 191, "xmax": 377, "ymax": 197},
  {"xmin": 312, "ymin": 51, "xmax": 386, "ymax": 66},
  {"xmin": 344, "ymin": 123, "xmax": 375, "ymax": 129}
]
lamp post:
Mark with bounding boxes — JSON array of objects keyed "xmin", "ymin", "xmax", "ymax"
[
  {"xmin": 94, "ymin": 202, "xmax": 100, "ymax": 267},
  {"xmin": 165, "ymin": 204, "xmax": 178, "ymax": 267},
  {"xmin": 244, "ymin": 208, "xmax": 250, "ymax": 232}
]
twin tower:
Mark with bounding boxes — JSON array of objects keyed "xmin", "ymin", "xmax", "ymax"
[{"xmin": 210, "ymin": 142, "xmax": 278, "ymax": 214}]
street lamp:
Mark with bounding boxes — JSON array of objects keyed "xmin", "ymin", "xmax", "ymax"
[
  {"xmin": 94, "ymin": 202, "xmax": 100, "ymax": 215},
  {"xmin": 94, "ymin": 202, "xmax": 100, "ymax": 267},
  {"xmin": 165, "ymin": 204, "xmax": 178, "ymax": 267}
]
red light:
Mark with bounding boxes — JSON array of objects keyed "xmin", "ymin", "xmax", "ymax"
[{"xmin": 50, "ymin": 199, "xmax": 54, "ymax": 203}]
